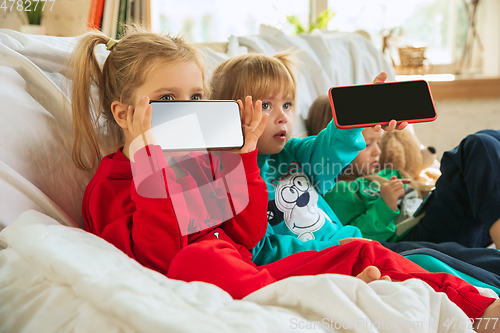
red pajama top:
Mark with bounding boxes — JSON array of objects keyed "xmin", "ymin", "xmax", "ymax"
[{"xmin": 82, "ymin": 145, "xmax": 268, "ymax": 274}]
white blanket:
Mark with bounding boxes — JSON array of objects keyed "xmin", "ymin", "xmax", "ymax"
[{"xmin": 0, "ymin": 210, "xmax": 472, "ymax": 333}]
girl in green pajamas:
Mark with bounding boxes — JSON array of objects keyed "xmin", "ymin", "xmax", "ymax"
[
  {"xmin": 307, "ymin": 95, "xmax": 429, "ymax": 242},
  {"xmin": 307, "ymin": 95, "xmax": 500, "ymax": 248},
  {"xmin": 324, "ymin": 126, "xmax": 419, "ymax": 242}
]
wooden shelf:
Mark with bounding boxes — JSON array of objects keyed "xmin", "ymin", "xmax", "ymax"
[{"xmin": 429, "ymin": 77, "xmax": 500, "ymax": 100}]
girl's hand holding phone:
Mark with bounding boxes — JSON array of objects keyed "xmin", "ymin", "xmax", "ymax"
[
  {"xmin": 127, "ymin": 95, "xmax": 158, "ymax": 162},
  {"xmin": 232, "ymin": 96, "xmax": 269, "ymax": 154},
  {"xmin": 373, "ymin": 119, "xmax": 409, "ymax": 132}
]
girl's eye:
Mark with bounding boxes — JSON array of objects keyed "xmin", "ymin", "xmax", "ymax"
[
  {"xmin": 160, "ymin": 94, "xmax": 174, "ymax": 101},
  {"xmin": 283, "ymin": 102, "xmax": 292, "ymax": 110},
  {"xmin": 191, "ymin": 94, "xmax": 202, "ymax": 100},
  {"xmin": 262, "ymin": 102, "xmax": 271, "ymax": 110}
]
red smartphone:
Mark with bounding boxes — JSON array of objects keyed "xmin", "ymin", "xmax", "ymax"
[{"xmin": 328, "ymin": 80, "xmax": 437, "ymax": 129}]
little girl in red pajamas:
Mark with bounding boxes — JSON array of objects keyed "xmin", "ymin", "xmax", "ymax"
[{"xmin": 69, "ymin": 28, "xmax": 498, "ymax": 331}]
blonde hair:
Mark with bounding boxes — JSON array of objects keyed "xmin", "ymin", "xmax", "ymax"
[
  {"xmin": 306, "ymin": 95, "xmax": 332, "ymax": 136},
  {"xmin": 339, "ymin": 141, "xmax": 426, "ymax": 199},
  {"xmin": 209, "ymin": 52, "xmax": 297, "ymax": 104},
  {"xmin": 68, "ymin": 26, "xmax": 206, "ymax": 171}
]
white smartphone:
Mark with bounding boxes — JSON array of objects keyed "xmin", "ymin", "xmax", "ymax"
[{"xmin": 150, "ymin": 100, "xmax": 244, "ymax": 151}]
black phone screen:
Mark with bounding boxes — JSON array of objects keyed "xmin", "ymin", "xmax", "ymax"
[{"xmin": 329, "ymin": 80, "xmax": 436, "ymax": 127}]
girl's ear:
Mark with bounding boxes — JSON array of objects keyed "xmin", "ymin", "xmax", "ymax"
[{"xmin": 111, "ymin": 101, "xmax": 129, "ymax": 130}]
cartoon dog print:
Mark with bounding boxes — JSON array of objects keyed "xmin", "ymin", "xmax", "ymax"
[{"xmin": 275, "ymin": 173, "xmax": 331, "ymax": 241}]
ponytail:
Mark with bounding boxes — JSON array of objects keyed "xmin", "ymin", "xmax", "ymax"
[{"xmin": 68, "ymin": 31, "xmax": 110, "ymax": 171}]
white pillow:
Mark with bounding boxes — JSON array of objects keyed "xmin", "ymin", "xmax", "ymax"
[{"xmin": 0, "ymin": 30, "xmax": 93, "ymax": 229}]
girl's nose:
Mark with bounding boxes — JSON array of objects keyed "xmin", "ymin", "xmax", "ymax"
[
  {"xmin": 374, "ymin": 144, "xmax": 381, "ymax": 155},
  {"xmin": 275, "ymin": 108, "xmax": 288, "ymax": 124}
]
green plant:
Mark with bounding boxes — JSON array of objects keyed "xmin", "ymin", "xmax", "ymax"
[
  {"xmin": 18, "ymin": 2, "xmax": 44, "ymax": 25},
  {"xmin": 27, "ymin": 4, "xmax": 43, "ymax": 25},
  {"xmin": 286, "ymin": 9, "xmax": 335, "ymax": 35}
]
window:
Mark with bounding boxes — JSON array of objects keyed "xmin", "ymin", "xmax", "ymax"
[
  {"xmin": 327, "ymin": 0, "xmax": 470, "ymax": 72},
  {"xmin": 150, "ymin": 0, "xmax": 310, "ymax": 42},
  {"xmin": 149, "ymin": 0, "xmax": 499, "ymax": 77}
]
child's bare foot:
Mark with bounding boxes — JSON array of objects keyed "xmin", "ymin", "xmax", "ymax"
[
  {"xmin": 489, "ymin": 218, "xmax": 500, "ymax": 249},
  {"xmin": 474, "ymin": 299, "xmax": 500, "ymax": 332},
  {"xmin": 356, "ymin": 266, "xmax": 392, "ymax": 283}
]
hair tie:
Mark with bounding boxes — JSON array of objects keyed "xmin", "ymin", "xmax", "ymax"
[{"xmin": 106, "ymin": 39, "xmax": 118, "ymax": 51}]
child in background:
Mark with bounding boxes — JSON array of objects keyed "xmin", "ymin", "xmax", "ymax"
[
  {"xmin": 308, "ymin": 95, "xmax": 500, "ymax": 249},
  {"xmin": 308, "ymin": 95, "xmax": 500, "ymax": 294},
  {"xmin": 326, "ymin": 126, "xmax": 419, "ymax": 242},
  {"xmin": 69, "ymin": 30, "xmax": 500, "ymax": 328}
]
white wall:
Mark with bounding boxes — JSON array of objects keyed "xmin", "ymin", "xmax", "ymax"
[
  {"xmin": 0, "ymin": 0, "xmax": 90, "ymax": 37},
  {"xmin": 481, "ymin": 0, "xmax": 500, "ymax": 76},
  {"xmin": 414, "ymin": 97, "xmax": 500, "ymax": 160}
]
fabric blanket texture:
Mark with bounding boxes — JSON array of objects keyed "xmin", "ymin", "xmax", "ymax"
[{"xmin": 0, "ymin": 210, "xmax": 472, "ymax": 332}]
